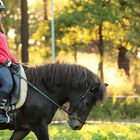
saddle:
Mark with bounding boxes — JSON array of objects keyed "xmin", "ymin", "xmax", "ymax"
[{"xmin": 8, "ymin": 65, "xmax": 28, "ymax": 111}]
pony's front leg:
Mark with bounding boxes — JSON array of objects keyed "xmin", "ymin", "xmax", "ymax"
[
  {"xmin": 10, "ymin": 129, "xmax": 30, "ymax": 140},
  {"xmin": 32, "ymin": 123, "xmax": 49, "ymax": 140}
]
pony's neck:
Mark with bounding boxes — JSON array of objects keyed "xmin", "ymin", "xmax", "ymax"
[{"xmin": 47, "ymin": 86, "xmax": 69, "ymax": 106}]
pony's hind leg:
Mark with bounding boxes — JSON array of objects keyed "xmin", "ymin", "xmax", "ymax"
[{"xmin": 10, "ymin": 129, "xmax": 30, "ymax": 140}]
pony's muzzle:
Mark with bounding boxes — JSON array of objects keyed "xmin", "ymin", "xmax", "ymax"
[{"xmin": 67, "ymin": 115, "xmax": 84, "ymax": 130}]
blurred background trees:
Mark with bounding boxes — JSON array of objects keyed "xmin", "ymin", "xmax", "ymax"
[{"xmin": 2, "ymin": 0, "xmax": 140, "ymax": 95}]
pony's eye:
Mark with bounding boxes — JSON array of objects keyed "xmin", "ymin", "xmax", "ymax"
[
  {"xmin": 84, "ymin": 98, "xmax": 92, "ymax": 106},
  {"xmin": 85, "ymin": 102, "xmax": 91, "ymax": 106}
]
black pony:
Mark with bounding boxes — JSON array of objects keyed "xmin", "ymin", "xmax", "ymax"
[{"xmin": 0, "ymin": 63, "xmax": 107, "ymax": 140}]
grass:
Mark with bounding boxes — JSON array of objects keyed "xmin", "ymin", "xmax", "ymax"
[{"xmin": 0, "ymin": 123, "xmax": 140, "ymax": 140}]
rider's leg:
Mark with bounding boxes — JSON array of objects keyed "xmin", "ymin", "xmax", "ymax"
[{"xmin": 0, "ymin": 64, "xmax": 13, "ymax": 123}]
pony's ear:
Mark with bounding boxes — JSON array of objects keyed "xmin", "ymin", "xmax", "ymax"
[{"xmin": 103, "ymin": 83, "xmax": 108, "ymax": 87}]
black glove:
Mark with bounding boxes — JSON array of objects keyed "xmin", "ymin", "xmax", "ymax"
[
  {"xmin": 10, "ymin": 63, "xmax": 20, "ymax": 73},
  {"xmin": 5, "ymin": 60, "xmax": 12, "ymax": 67}
]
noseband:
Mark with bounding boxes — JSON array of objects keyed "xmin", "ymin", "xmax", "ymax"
[{"xmin": 69, "ymin": 114, "xmax": 86, "ymax": 124}]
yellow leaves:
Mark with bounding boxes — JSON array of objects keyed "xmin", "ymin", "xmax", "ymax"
[
  {"xmin": 112, "ymin": 96, "xmax": 117, "ymax": 105},
  {"xmin": 65, "ymin": 4, "xmax": 83, "ymax": 13},
  {"xmin": 66, "ymin": 5, "xmax": 84, "ymax": 14},
  {"xmin": 125, "ymin": 97, "xmax": 134, "ymax": 105},
  {"xmin": 29, "ymin": 47, "xmax": 44, "ymax": 64},
  {"xmin": 126, "ymin": 43, "xmax": 132, "ymax": 50},
  {"xmin": 29, "ymin": 46, "xmax": 51, "ymax": 64},
  {"xmin": 77, "ymin": 6, "xmax": 83, "ymax": 11},
  {"xmin": 67, "ymin": 9, "xmax": 73, "ymax": 14},
  {"xmin": 60, "ymin": 26, "xmax": 91, "ymax": 46},
  {"xmin": 103, "ymin": 21, "xmax": 110, "ymax": 27},
  {"xmin": 32, "ymin": 22, "xmax": 49, "ymax": 41},
  {"xmin": 62, "ymin": 37, "xmax": 71, "ymax": 46},
  {"xmin": 122, "ymin": 18, "xmax": 130, "ymax": 26},
  {"xmin": 121, "ymin": 42, "xmax": 132, "ymax": 50}
]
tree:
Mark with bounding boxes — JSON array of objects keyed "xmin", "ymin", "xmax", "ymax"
[
  {"xmin": 55, "ymin": 0, "xmax": 123, "ymax": 82},
  {"xmin": 120, "ymin": 0, "xmax": 140, "ymax": 88},
  {"xmin": 20, "ymin": 0, "xmax": 29, "ymax": 63}
]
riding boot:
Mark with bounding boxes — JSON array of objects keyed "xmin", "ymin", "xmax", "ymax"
[{"xmin": 0, "ymin": 99, "xmax": 11, "ymax": 123}]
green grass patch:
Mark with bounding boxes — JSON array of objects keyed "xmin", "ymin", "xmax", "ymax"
[{"xmin": 0, "ymin": 123, "xmax": 140, "ymax": 140}]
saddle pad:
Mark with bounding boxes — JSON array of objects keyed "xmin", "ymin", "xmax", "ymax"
[{"xmin": 12, "ymin": 65, "xmax": 28, "ymax": 110}]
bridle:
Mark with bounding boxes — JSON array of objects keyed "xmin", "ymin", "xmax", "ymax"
[
  {"xmin": 47, "ymin": 86, "xmax": 94, "ymax": 116},
  {"xmin": 67, "ymin": 86, "xmax": 96, "ymax": 124},
  {"xmin": 69, "ymin": 87, "xmax": 94, "ymax": 114}
]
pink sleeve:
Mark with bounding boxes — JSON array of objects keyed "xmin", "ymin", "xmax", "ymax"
[
  {"xmin": 0, "ymin": 33, "xmax": 18, "ymax": 64},
  {"xmin": 0, "ymin": 35, "xmax": 7, "ymax": 64},
  {"xmin": 0, "ymin": 55, "xmax": 7, "ymax": 64}
]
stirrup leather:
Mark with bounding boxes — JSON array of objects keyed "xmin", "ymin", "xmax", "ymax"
[{"xmin": 5, "ymin": 111, "xmax": 10, "ymax": 123}]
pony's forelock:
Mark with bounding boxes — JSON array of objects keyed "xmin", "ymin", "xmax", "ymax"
[{"xmin": 96, "ymin": 84, "xmax": 107, "ymax": 101}]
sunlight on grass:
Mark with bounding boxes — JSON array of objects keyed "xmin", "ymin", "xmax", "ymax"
[
  {"xmin": 49, "ymin": 126, "xmax": 59, "ymax": 136},
  {"xmin": 0, "ymin": 123, "xmax": 140, "ymax": 140}
]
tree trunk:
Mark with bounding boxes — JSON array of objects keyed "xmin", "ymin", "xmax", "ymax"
[
  {"xmin": 20, "ymin": 0, "xmax": 29, "ymax": 63},
  {"xmin": 43, "ymin": 0, "xmax": 48, "ymax": 21},
  {"xmin": 74, "ymin": 46, "xmax": 77, "ymax": 63},
  {"xmin": 15, "ymin": 35, "xmax": 20, "ymax": 60},
  {"xmin": 132, "ymin": 50, "xmax": 139, "ymax": 91},
  {"xmin": 97, "ymin": 22, "xmax": 104, "ymax": 82}
]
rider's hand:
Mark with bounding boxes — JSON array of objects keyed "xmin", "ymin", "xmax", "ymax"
[
  {"xmin": 10, "ymin": 63, "xmax": 19, "ymax": 73},
  {"xmin": 5, "ymin": 60, "xmax": 12, "ymax": 67}
]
